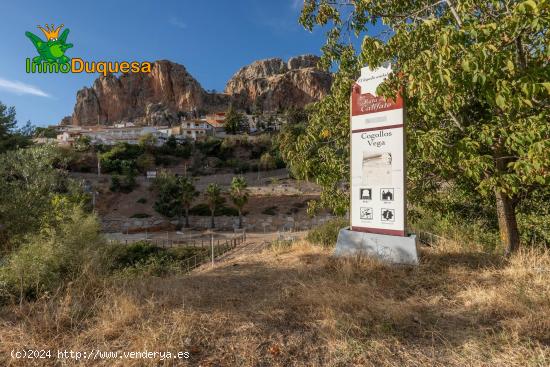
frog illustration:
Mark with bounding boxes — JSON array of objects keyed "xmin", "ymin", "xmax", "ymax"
[{"xmin": 25, "ymin": 24, "xmax": 73, "ymax": 64}]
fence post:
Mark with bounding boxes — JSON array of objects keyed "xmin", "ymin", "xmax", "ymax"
[{"xmin": 211, "ymin": 234, "xmax": 214, "ymax": 268}]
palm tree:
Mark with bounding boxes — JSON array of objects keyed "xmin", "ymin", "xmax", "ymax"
[
  {"xmin": 229, "ymin": 176, "xmax": 249, "ymax": 229},
  {"xmin": 179, "ymin": 177, "xmax": 198, "ymax": 228},
  {"xmin": 205, "ymin": 183, "xmax": 223, "ymax": 229}
]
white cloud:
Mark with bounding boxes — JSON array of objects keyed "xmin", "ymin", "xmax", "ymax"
[
  {"xmin": 0, "ymin": 77, "xmax": 50, "ymax": 98},
  {"xmin": 169, "ymin": 16, "xmax": 187, "ymax": 29}
]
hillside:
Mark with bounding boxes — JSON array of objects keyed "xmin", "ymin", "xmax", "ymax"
[{"xmin": 1, "ymin": 237, "xmax": 548, "ymax": 366}]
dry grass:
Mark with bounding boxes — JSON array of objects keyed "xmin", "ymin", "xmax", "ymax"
[{"xmin": 1, "ymin": 239, "xmax": 549, "ymax": 366}]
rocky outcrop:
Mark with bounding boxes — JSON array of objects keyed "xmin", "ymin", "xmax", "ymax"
[
  {"xmin": 72, "ymin": 60, "xmax": 207, "ymax": 126},
  {"xmin": 225, "ymin": 55, "xmax": 332, "ymax": 111},
  {"xmin": 59, "ymin": 115, "xmax": 72, "ymax": 126},
  {"xmin": 287, "ymin": 54, "xmax": 321, "ymax": 70},
  {"xmin": 68, "ymin": 55, "xmax": 331, "ymax": 126}
]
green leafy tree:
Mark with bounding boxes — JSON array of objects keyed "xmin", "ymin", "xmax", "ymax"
[
  {"xmin": 205, "ymin": 183, "xmax": 224, "ymax": 229},
  {"xmin": 34, "ymin": 126, "xmax": 57, "ymax": 138},
  {"xmin": 0, "ymin": 145, "xmax": 87, "ymax": 250},
  {"xmin": 180, "ymin": 177, "xmax": 198, "ymax": 228},
  {"xmin": 285, "ymin": 107, "xmax": 309, "ymax": 125},
  {"xmin": 139, "ymin": 133, "xmax": 157, "ymax": 153},
  {"xmin": 293, "ymin": 0, "xmax": 549, "ymax": 254},
  {"xmin": 0, "ymin": 102, "xmax": 33, "ymax": 153},
  {"xmin": 230, "ymin": 176, "xmax": 249, "ymax": 228},
  {"xmin": 136, "ymin": 153, "xmax": 155, "ymax": 173},
  {"xmin": 99, "ymin": 143, "xmax": 142, "ymax": 174},
  {"xmin": 153, "ymin": 171, "xmax": 182, "ymax": 218},
  {"xmin": 166, "ymin": 135, "xmax": 178, "ymax": 150},
  {"xmin": 73, "ymin": 135, "xmax": 91, "ymax": 152},
  {"xmin": 224, "ymin": 106, "xmax": 246, "ymax": 134}
]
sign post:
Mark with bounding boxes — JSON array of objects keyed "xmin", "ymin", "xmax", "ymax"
[{"xmin": 334, "ymin": 65, "xmax": 418, "ymax": 264}]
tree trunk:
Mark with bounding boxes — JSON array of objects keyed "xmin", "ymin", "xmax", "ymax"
[
  {"xmin": 211, "ymin": 211, "xmax": 215, "ymax": 229},
  {"xmin": 185, "ymin": 207, "xmax": 190, "ymax": 228},
  {"xmin": 495, "ymin": 189, "xmax": 520, "ymax": 256},
  {"xmin": 238, "ymin": 210, "xmax": 242, "ymax": 229}
]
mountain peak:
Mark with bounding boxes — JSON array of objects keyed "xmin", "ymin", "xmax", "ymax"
[{"xmin": 67, "ymin": 56, "xmax": 331, "ymax": 126}]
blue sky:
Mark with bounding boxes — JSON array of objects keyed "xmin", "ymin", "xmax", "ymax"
[{"xmin": 0, "ymin": 0, "xmax": 366, "ymax": 127}]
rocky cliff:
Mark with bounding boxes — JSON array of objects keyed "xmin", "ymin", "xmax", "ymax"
[
  {"xmin": 225, "ymin": 55, "xmax": 332, "ymax": 112},
  {"xmin": 67, "ymin": 55, "xmax": 331, "ymax": 126}
]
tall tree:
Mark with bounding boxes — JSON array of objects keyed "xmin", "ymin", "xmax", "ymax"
[
  {"xmin": 205, "ymin": 183, "xmax": 224, "ymax": 229},
  {"xmin": 290, "ymin": 0, "xmax": 549, "ymax": 254},
  {"xmin": 0, "ymin": 102, "xmax": 32, "ymax": 153},
  {"xmin": 153, "ymin": 171, "xmax": 182, "ymax": 218},
  {"xmin": 230, "ymin": 176, "xmax": 249, "ymax": 228},
  {"xmin": 180, "ymin": 177, "xmax": 198, "ymax": 228},
  {"xmin": 224, "ymin": 106, "xmax": 246, "ymax": 134}
]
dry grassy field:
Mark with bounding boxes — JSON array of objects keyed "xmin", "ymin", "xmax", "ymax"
[{"xmin": 1, "ymin": 238, "xmax": 549, "ymax": 366}]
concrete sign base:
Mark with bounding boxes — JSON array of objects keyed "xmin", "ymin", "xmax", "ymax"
[{"xmin": 334, "ymin": 227, "xmax": 419, "ymax": 265}]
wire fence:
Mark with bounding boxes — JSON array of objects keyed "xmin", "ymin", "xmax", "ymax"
[
  {"xmin": 107, "ymin": 232, "xmax": 246, "ymax": 249},
  {"xmin": 180, "ymin": 233, "xmax": 246, "ymax": 273},
  {"xmin": 107, "ymin": 232, "xmax": 247, "ymax": 273},
  {"xmin": 413, "ymin": 229, "xmax": 451, "ymax": 247}
]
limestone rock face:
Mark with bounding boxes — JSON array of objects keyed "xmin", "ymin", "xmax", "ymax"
[
  {"xmin": 225, "ymin": 55, "xmax": 332, "ymax": 111},
  {"xmin": 59, "ymin": 115, "xmax": 72, "ymax": 126},
  {"xmin": 68, "ymin": 56, "xmax": 331, "ymax": 126},
  {"xmin": 71, "ymin": 60, "xmax": 206, "ymax": 126},
  {"xmin": 287, "ymin": 54, "xmax": 321, "ymax": 70}
]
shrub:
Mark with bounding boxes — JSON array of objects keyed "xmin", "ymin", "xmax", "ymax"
[
  {"xmin": 154, "ymin": 155, "xmax": 179, "ymax": 167},
  {"xmin": 156, "ymin": 138, "xmax": 192, "ymax": 158},
  {"xmin": 153, "ymin": 172, "xmax": 182, "ymax": 218},
  {"xmin": 0, "ymin": 209, "xmax": 103, "ymax": 302},
  {"xmin": 286, "ymin": 207, "xmax": 299, "ymax": 215},
  {"xmin": 130, "ymin": 213, "xmax": 151, "ymax": 218},
  {"xmin": 100, "ymin": 143, "xmax": 142, "ymax": 174},
  {"xmin": 0, "ymin": 145, "xmax": 90, "ymax": 249},
  {"xmin": 189, "ymin": 203, "xmax": 239, "ymax": 216},
  {"xmin": 110, "ymin": 174, "xmax": 137, "ymax": 193},
  {"xmin": 306, "ymin": 217, "xmax": 347, "ymax": 248},
  {"xmin": 136, "ymin": 153, "xmax": 155, "ymax": 173},
  {"xmin": 106, "ymin": 242, "xmax": 209, "ymax": 277},
  {"xmin": 262, "ymin": 206, "xmax": 278, "ymax": 215},
  {"xmin": 196, "ymin": 137, "xmax": 223, "ymax": 156}
]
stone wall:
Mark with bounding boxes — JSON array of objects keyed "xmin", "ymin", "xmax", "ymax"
[{"xmin": 102, "ymin": 213, "xmax": 336, "ymax": 233}]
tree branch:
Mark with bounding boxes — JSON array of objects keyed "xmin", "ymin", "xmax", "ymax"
[{"xmin": 447, "ymin": 111, "xmax": 465, "ymax": 131}]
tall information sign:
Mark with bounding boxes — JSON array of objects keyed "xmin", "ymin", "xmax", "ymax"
[{"xmin": 350, "ymin": 65, "xmax": 406, "ymax": 237}]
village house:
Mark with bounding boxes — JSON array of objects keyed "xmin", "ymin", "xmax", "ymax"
[
  {"xmin": 204, "ymin": 112, "xmax": 226, "ymax": 137},
  {"xmin": 178, "ymin": 120, "xmax": 209, "ymax": 140}
]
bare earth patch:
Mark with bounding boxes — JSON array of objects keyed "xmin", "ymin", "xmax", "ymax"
[{"xmin": 1, "ymin": 239, "xmax": 549, "ymax": 366}]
